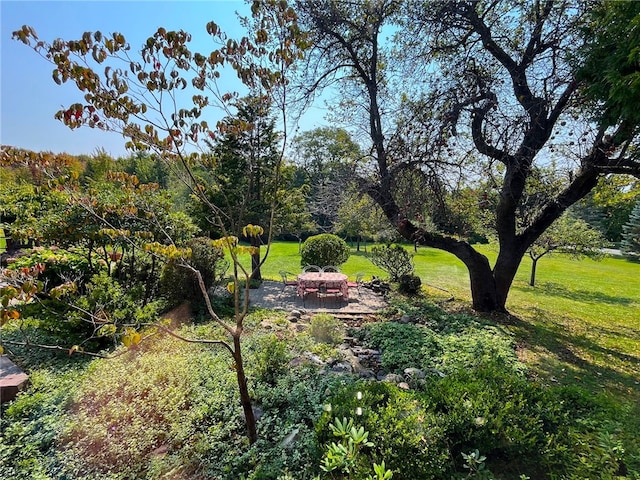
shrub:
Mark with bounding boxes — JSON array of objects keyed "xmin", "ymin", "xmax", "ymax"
[
  {"xmin": 250, "ymin": 333, "xmax": 291, "ymax": 385},
  {"xmin": 6, "ymin": 246, "xmax": 96, "ymax": 288},
  {"xmin": 309, "ymin": 314, "xmax": 344, "ymax": 344},
  {"xmin": 398, "ymin": 273, "xmax": 422, "ymax": 294},
  {"xmin": 0, "ymin": 368, "xmax": 82, "ymax": 480},
  {"xmin": 369, "ymin": 244, "xmax": 414, "ymax": 282},
  {"xmin": 316, "ymin": 381, "xmax": 450, "ymax": 479},
  {"xmin": 160, "ymin": 236, "xmax": 228, "ymax": 306},
  {"xmin": 301, "ymin": 234, "xmax": 350, "ymax": 267}
]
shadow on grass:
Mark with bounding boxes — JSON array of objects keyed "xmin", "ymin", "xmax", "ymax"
[
  {"xmin": 500, "ymin": 308, "xmax": 640, "ymax": 399},
  {"xmin": 513, "ymin": 281, "xmax": 636, "ymax": 306}
]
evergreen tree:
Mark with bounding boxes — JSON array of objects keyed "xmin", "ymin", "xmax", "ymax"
[{"xmin": 621, "ymin": 200, "xmax": 640, "ymax": 257}]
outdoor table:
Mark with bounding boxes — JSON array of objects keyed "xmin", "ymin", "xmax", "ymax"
[{"xmin": 297, "ymin": 272, "xmax": 349, "ymax": 301}]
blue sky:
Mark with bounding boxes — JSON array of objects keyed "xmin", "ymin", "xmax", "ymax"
[{"xmin": 1, "ymin": 1, "xmax": 328, "ymax": 157}]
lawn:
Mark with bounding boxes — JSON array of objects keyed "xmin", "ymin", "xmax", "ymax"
[{"xmin": 249, "ymin": 240, "xmax": 640, "ymax": 401}]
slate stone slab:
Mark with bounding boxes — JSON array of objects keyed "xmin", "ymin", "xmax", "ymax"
[{"xmin": 0, "ymin": 355, "xmax": 29, "ymax": 402}]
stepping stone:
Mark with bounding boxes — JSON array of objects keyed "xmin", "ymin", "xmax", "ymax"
[{"xmin": 0, "ymin": 355, "xmax": 29, "ymax": 403}]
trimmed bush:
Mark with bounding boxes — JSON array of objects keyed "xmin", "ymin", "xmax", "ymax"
[{"xmin": 300, "ymin": 234, "xmax": 350, "ymax": 267}]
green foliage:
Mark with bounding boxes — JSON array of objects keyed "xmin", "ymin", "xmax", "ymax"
[
  {"xmin": 369, "ymin": 244, "xmax": 414, "ymax": 282},
  {"xmin": 621, "ymin": 199, "xmax": 640, "ymax": 257},
  {"xmin": 250, "ymin": 333, "xmax": 291, "ymax": 385},
  {"xmin": 301, "ymin": 234, "xmax": 351, "ymax": 267},
  {"xmin": 309, "ymin": 313, "xmax": 344, "ymax": 344},
  {"xmin": 357, "ymin": 322, "xmax": 439, "ymax": 374},
  {"xmin": 317, "ymin": 381, "xmax": 449, "ymax": 479},
  {"xmin": 59, "ymin": 333, "xmax": 242, "ymax": 479},
  {"xmin": 160, "ymin": 236, "xmax": 228, "ymax": 306},
  {"xmin": 315, "ymin": 416, "xmax": 394, "ymax": 479},
  {"xmin": 7, "ymin": 247, "xmax": 96, "ymax": 288},
  {"xmin": 398, "ymin": 273, "xmax": 421, "ymax": 295},
  {"xmin": 0, "ymin": 368, "xmax": 83, "ymax": 480},
  {"xmin": 577, "ymin": 0, "xmax": 640, "ymax": 128}
]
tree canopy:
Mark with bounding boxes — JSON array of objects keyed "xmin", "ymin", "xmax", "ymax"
[{"xmin": 295, "ymin": 0, "xmax": 640, "ymax": 312}]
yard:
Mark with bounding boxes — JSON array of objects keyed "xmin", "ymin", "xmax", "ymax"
[{"xmin": 2, "ymin": 240, "xmax": 639, "ymax": 479}]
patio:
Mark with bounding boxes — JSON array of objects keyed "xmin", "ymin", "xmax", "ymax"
[{"xmin": 248, "ymin": 280, "xmax": 388, "ymax": 314}]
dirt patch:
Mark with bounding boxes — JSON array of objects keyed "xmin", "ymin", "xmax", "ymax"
[{"xmin": 160, "ymin": 302, "xmax": 192, "ymax": 328}]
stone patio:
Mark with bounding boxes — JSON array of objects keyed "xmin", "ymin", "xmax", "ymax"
[{"xmin": 248, "ymin": 280, "xmax": 388, "ymax": 314}]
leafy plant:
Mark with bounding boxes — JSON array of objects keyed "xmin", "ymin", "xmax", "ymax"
[
  {"xmin": 398, "ymin": 273, "xmax": 421, "ymax": 295},
  {"xmin": 369, "ymin": 245, "xmax": 414, "ymax": 282},
  {"xmin": 160, "ymin": 236, "xmax": 228, "ymax": 306},
  {"xmin": 250, "ymin": 333, "xmax": 291, "ymax": 385},
  {"xmin": 317, "ymin": 382, "xmax": 449, "ymax": 479},
  {"xmin": 315, "ymin": 417, "xmax": 393, "ymax": 480},
  {"xmin": 310, "ymin": 313, "xmax": 344, "ymax": 345}
]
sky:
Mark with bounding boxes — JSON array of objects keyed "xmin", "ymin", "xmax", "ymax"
[{"xmin": 0, "ymin": 0, "xmax": 329, "ymax": 158}]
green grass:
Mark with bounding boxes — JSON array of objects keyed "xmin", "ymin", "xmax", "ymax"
[
  {"xmin": 243, "ymin": 241, "xmax": 640, "ymax": 402},
  {"xmin": 0, "ymin": 228, "xmax": 6, "ymax": 253}
]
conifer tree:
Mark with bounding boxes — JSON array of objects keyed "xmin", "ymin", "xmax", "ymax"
[{"xmin": 621, "ymin": 200, "xmax": 640, "ymax": 257}]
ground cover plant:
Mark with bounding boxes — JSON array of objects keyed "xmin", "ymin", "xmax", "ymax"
[{"xmin": 2, "ymin": 241, "xmax": 639, "ymax": 479}]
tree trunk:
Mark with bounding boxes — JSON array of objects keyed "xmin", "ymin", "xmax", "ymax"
[
  {"xmin": 466, "ymin": 257, "xmax": 503, "ymax": 312},
  {"xmin": 529, "ymin": 258, "xmax": 538, "ymax": 287},
  {"xmin": 250, "ymin": 236, "xmax": 262, "ymax": 281},
  {"xmin": 233, "ymin": 335, "xmax": 257, "ymax": 444}
]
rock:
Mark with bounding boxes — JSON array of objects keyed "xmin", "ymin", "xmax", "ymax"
[
  {"xmin": 304, "ymin": 352, "xmax": 325, "ymax": 365},
  {"xmin": 289, "ymin": 356, "xmax": 306, "ymax": 368},
  {"xmin": 295, "ymin": 324, "xmax": 308, "ymax": 333},
  {"xmin": 338, "ymin": 346, "xmax": 364, "ymax": 373},
  {"xmin": 397, "ymin": 382, "xmax": 410, "ymax": 390},
  {"xmin": 404, "ymin": 367, "xmax": 426, "ymax": 379},
  {"xmin": 382, "ymin": 373, "xmax": 404, "ymax": 384},
  {"xmin": 358, "ymin": 369, "xmax": 376, "ymax": 379},
  {"xmin": 287, "ymin": 315, "xmax": 299, "ymax": 323},
  {"xmin": 331, "ymin": 361, "xmax": 353, "ymax": 373},
  {"xmin": 399, "ymin": 314, "xmax": 413, "ymax": 324},
  {"xmin": 253, "ymin": 405, "xmax": 264, "ymax": 421},
  {"xmin": 0, "ymin": 355, "xmax": 29, "ymax": 403},
  {"xmin": 290, "ymin": 309, "xmax": 302, "ymax": 317},
  {"xmin": 280, "ymin": 427, "xmax": 301, "ymax": 448}
]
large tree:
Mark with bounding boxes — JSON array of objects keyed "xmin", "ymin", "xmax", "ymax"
[
  {"xmin": 196, "ymin": 95, "xmax": 281, "ymax": 280},
  {"xmin": 12, "ymin": 0, "xmax": 307, "ymax": 442},
  {"xmin": 291, "ymin": 127, "xmax": 362, "ymax": 231},
  {"xmin": 296, "ymin": 0, "xmax": 640, "ymax": 312}
]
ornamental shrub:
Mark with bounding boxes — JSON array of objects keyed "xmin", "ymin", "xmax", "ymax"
[
  {"xmin": 160, "ymin": 237, "xmax": 228, "ymax": 306},
  {"xmin": 369, "ymin": 244, "xmax": 414, "ymax": 282},
  {"xmin": 300, "ymin": 234, "xmax": 350, "ymax": 267}
]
